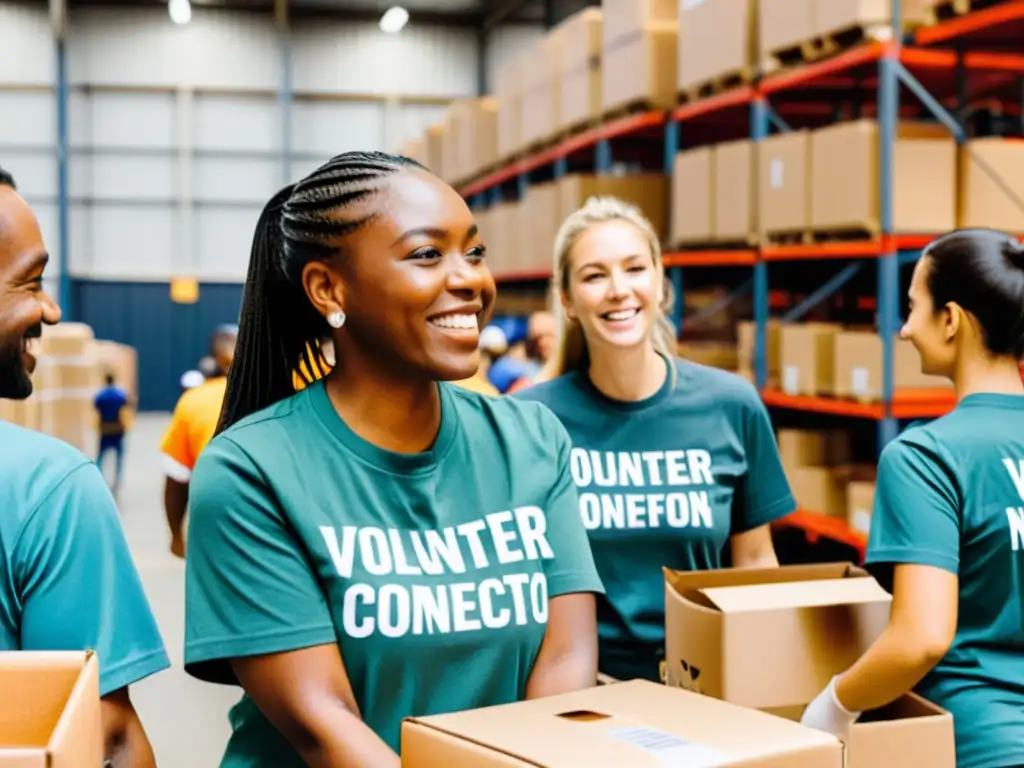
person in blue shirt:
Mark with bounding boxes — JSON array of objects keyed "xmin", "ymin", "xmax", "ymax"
[
  {"xmin": 801, "ymin": 229, "xmax": 1024, "ymax": 768},
  {"xmin": 94, "ymin": 372, "xmax": 131, "ymax": 492},
  {"xmin": 0, "ymin": 166, "xmax": 170, "ymax": 766}
]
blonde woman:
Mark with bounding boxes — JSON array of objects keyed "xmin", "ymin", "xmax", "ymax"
[{"xmin": 513, "ymin": 196, "xmax": 795, "ymax": 682}]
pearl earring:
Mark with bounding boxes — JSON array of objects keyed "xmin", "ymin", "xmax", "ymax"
[{"xmin": 327, "ymin": 310, "xmax": 346, "ymax": 329}]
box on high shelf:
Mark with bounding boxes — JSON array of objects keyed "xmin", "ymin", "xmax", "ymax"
[
  {"xmin": 555, "ymin": 8, "xmax": 603, "ymax": 133},
  {"xmin": 602, "ymin": 24, "xmax": 678, "ymax": 116},
  {"xmin": 601, "ymin": 0, "xmax": 676, "ymax": 43},
  {"xmin": 664, "ymin": 563, "xmax": 957, "ymax": 768},
  {"xmin": 422, "ymin": 124, "xmax": 444, "ymax": 178},
  {"xmin": 486, "ymin": 202, "xmax": 522, "ymax": 276},
  {"xmin": 958, "ymin": 138, "xmax": 1024, "ymax": 234},
  {"xmin": 496, "ymin": 50, "xmax": 530, "ymax": 160},
  {"xmin": 556, "ymin": 173, "xmax": 670, "ymax": 242},
  {"xmin": 454, "ymin": 97, "xmax": 498, "ymax": 182},
  {"xmin": 670, "ymin": 146, "xmax": 714, "ymax": 246},
  {"xmin": 521, "ymin": 36, "xmax": 562, "ymax": 149},
  {"xmin": 759, "ymin": 0, "xmax": 815, "ymax": 65},
  {"xmin": 814, "ymin": 0, "xmax": 945, "ymax": 41},
  {"xmin": 758, "ymin": 131, "xmax": 812, "ymax": 240},
  {"xmin": 520, "ymin": 182, "xmax": 561, "ymax": 273},
  {"xmin": 714, "ymin": 139, "xmax": 757, "ymax": 245},
  {"xmin": 811, "ymin": 120, "xmax": 956, "ymax": 237},
  {"xmin": 678, "ymin": 0, "xmax": 757, "ymax": 97},
  {"xmin": 737, "ymin": 319, "xmax": 781, "ymax": 384}
]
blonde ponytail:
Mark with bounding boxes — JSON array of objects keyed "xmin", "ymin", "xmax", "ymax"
[{"xmin": 539, "ymin": 196, "xmax": 676, "ymax": 382}]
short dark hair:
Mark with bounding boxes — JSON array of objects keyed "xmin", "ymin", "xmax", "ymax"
[
  {"xmin": 217, "ymin": 150, "xmax": 425, "ymax": 434},
  {"xmin": 105, "ymin": 373, "xmax": 116, "ymax": 386},
  {"xmin": 923, "ymin": 228, "xmax": 1024, "ymax": 358},
  {"xmin": 0, "ymin": 167, "xmax": 16, "ymax": 190}
]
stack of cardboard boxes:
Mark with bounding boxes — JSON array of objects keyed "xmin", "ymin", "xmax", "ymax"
[
  {"xmin": 0, "ymin": 323, "xmax": 138, "ymax": 455},
  {"xmin": 401, "ymin": 563, "xmax": 956, "ymax": 766}
]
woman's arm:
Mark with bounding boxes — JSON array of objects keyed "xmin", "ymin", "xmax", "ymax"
[
  {"xmin": 232, "ymin": 644, "xmax": 400, "ymax": 768},
  {"xmin": 729, "ymin": 524, "xmax": 780, "ymax": 568},
  {"xmin": 525, "ymin": 593, "xmax": 599, "ymax": 699},
  {"xmin": 834, "ymin": 563, "xmax": 957, "ymax": 711}
]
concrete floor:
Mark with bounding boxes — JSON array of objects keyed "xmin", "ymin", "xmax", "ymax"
[{"xmin": 102, "ymin": 413, "xmax": 239, "ymax": 768}]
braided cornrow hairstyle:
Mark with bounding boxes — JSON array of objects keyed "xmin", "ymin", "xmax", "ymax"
[{"xmin": 217, "ymin": 150, "xmax": 425, "ymax": 434}]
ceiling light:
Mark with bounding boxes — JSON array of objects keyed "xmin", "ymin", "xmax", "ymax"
[
  {"xmin": 169, "ymin": 0, "xmax": 192, "ymax": 25},
  {"xmin": 379, "ymin": 6, "xmax": 409, "ymax": 33}
]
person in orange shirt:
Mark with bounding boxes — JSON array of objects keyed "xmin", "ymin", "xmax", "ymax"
[{"xmin": 160, "ymin": 324, "xmax": 237, "ymax": 557}]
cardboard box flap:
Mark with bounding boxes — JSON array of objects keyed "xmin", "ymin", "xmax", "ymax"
[
  {"xmin": 693, "ymin": 578, "xmax": 892, "ymax": 613},
  {"xmin": 404, "ymin": 680, "xmax": 840, "ymax": 767},
  {"xmin": 665, "ymin": 562, "xmax": 863, "ymax": 595}
]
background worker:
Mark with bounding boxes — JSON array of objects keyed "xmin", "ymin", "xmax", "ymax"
[
  {"xmin": 183, "ymin": 151, "xmax": 603, "ymax": 767},
  {"xmin": 0, "ymin": 166, "xmax": 169, "ymax": 766},
  {"xmin": 159, "ymin": 323, "xmax": 238, "ymax": 558},
  {"xmin": 489, "ymin": 310, "xmax": 555, "ymax": 393},
  {"xmin": 94, "ymin": 371, "xmax": 132, "ymax": 493},
  {"xmin": 801, "ymin": 229, "xmax": 1024, "ymax": 768},
  {"xmin": 453, "ymin": 323, "xmax": 507, "ymax": 396},
  {"xmin": 515, "ymin": 196, "xmax": 794, "ymax": 683}
]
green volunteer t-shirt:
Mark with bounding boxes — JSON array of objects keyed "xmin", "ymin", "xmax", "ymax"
[
  {"xmin": 865, "ymin": 393, "xmax": 1024, "ymax": 768},
  {"xmin": 514, "ymin": 356, "xmax": 796, "ymax": 681},
  {"xmin": 183, "ymin": 380, "xmax": 604, "ymax": 765},
  {"xmin": 0, "ymin": 421, "xmax": 170, "ymax": 695}
]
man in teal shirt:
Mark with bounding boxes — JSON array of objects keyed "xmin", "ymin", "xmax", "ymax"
[{"xmin": 0, "ymin": 167, "xmax": 170, "ymax": 766}]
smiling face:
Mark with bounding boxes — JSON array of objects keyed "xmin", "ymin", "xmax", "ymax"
[
  {"xmin": 304, "ymin": 168, "xmax": 497, "ymax": 382},
  {"xmin": 0, "ymin": 186, "xmax": 62, "ymax": 399},
  {"xmin": 561, "ymin": 219, "xmax": 661, "ymax": 354}
]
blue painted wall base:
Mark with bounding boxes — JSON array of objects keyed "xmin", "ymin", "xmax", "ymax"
[{"xmin": 71, "ymin": 279, "xmax": 244, "ymax": 413}]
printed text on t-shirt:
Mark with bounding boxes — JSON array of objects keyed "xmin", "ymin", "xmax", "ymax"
[
  {"xmin": 1002, "ymin": 458, "xmax": 1024, "ymax": 551},
  {"xmin": 319, "ymin": 507, "xmax": 553, "ymax": 639},
  {"xmin": 571, "ymin": 448, "xmax": 717, "ymax": 530}
]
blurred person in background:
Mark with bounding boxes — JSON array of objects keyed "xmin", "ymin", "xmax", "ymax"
[
  {"xmin": 160, "ymin": 322, "xmax": 237, "ymax": 558},
  {"xmin": 0, "ymin": 166, "xmax": 168, "ymax": 766},
  {"xmin": 94, "ymin": 371, "xmax": 132, "ymax": 494},
  {"xmin": 489, "ymin": 309, "xmax": 556, "ymax": 393},
  {"xmin": 801, "ymin": 229, "xmax": 1024, "ymax": 768},
  {"xmin": 514, "ymin": 196, "xmax": 793, "ymax": 683},
  {"xmin": 182, "ymin": 151, "xmax": 602, "ymax": 767},
  {"xmin": 453, "ymin": 323, "xmax": 506, "ymax": 396}
]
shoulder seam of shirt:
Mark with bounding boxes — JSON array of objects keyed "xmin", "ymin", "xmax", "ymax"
[{"xmin": 10, "ymin": 459, "xmax": 97, "ymax": 582}]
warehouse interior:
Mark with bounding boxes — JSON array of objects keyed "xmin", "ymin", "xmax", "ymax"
[{"xmin": 2, "ymin": 0, "xmax": 1024, "ymax": 764}]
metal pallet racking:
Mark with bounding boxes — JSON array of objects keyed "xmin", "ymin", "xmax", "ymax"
[{"xmin": 459, "ymin": 0, "xmax": 1024, "ymax": 558}]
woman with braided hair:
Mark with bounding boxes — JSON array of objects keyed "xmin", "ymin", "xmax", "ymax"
[{"xmin": 182, "ymin": 151, "xmax": 604, "ymax": 767}]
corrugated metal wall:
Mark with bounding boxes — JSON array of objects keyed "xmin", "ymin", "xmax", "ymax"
[
  {"xmin": 72, "ymin": 280, "xmax": 244, "ymax": 412},
  {"xmin": 1, "ymin": 3, "xmax": 536, "ymax": 411}
]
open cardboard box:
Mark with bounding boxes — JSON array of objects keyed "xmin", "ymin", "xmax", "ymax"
[
  {"xmin": 0, "ymin": 651, "xmax": 103, "ymax": 766},
  {"xmin": 402, "ymin": 679, "xmax": 842, "ymax": 767},
  {"xmin": 664, "ymin": 563, "xmax": 955, "ymax": 768}
]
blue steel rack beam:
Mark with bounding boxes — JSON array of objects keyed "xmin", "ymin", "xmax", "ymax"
[{"xmin": 53, "ymin": 0, "xmax": 71, "ymax": 320}]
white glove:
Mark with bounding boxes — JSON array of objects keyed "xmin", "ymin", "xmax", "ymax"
[{"xmin": 800, "ymin": 675, "xmax": 862, "ymax": 744}]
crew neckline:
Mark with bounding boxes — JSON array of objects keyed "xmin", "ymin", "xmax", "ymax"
[
  {"xmin": 957, "ymin": 392, "xmax": 1024, "ymax": 410},
  {"xmin": 307, "ymin": 379, "xmax": 458, "ymax": 475},
  {"xmin": 578, "ymin": 353, "xmax": 678, "ymax": 414}
]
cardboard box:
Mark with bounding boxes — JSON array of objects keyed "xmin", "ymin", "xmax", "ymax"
[
  {"xmin": 557, "ymin": 8, "xmax": 603, "ymax": 132},
  {"xmin": 814, "ymin": 0, "xmax": 942, "ymax": 38},
  {"xmin": 423, "ymin": 124, "xmax": 444, "ymax": 177},
  {"xmin": 760, "ymin": 0, "xmax": 814, "ymax": 59},
  {"xmin": 679, "ymin": 0, "xmax": 757, "ymax": 92},
  {"xmin": 521, "ymin": 182, "xmax": 561, "ymax": 273},
  {"xmin": 601, "ymin": 0, "xmax": 677, "ymax": 43},
  {"xmin": 0, "ymin": 651, "xmax": 103, "ymax": 766},
  {"xmin": 557, "ymin": 174, "xmax": 670, "ymax": 242},
  {"xmin": 832, "ymin": 330, "xmax": 952, "ymax": 400},
  {"xmin": 459, "ymin": 97, "xmax": 499, "ymax": 180},
  {"xmin": 602, "ymin": 24, "xmax": 678, "ymax": 115},
  {"xmin": 788, "ymin": 466, "xmax": 850, "ymax": 519},
  {"xmin": 778, "ymin": 322, "xmax": 841, "ymax": 396},
  {"xmin": 496, "ymin": 52, "xmax": 528, "ymax": 159},
  {"xmin": 670, "ymin": 147, "xmax": 714, "ymax": 245},
  {"xmin": 777, "ymin": 428, "xmax": 853, "ymax": 471},
  {"xmin": 521, "ymin": 36, "xmax": 561, "ymax": 149},
  {"xmin": 488, "ymin": 201, "xmax": 524, "ymax": 276},
  {"xmin": 737, "ymin": 319, "xmax": 781, "ymax": 383},
  {"xmin": 759, "ymin": 131, "xmax": 812, "ymax": 237},
  {"xmin": 958, "ymin": 138, "xmax": 1024, "ymax": 233},
  {"xmin": 664, "ymin": 563, "xmax": 892, "ymax": 710},
  {"xmin": 811, "ymin": 120, "xmax": 956, "ymax": 235},
  {"xmin": 847, "ymin": 478, "xmax": 876, "ymax": 535},
  {"xmin": 401, "ymin": 679, "xmax": 843, "ymax": 767},
  {"xmin": 676, "ymin": 340, "xmax": 738, "ymax": 370},
  {"xmin": 713, "ymin": 140, "xmax": 757, "ymax": 244}
]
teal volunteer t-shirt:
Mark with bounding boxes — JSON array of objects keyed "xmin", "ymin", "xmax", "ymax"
[
  {"xmin": 866, "ymin": 393, "xmax": 1024, "ymax": 768},
  {"xmin": 0, "ymin": 421, "xmax": 170, "ymax": 695},
  {"xmin": 184, "ymin": 380, "xmax": 604, "ymax": 766},
  {"xmin": 514, "ymin": 357, "xmax": 796, "ymax": 681}
]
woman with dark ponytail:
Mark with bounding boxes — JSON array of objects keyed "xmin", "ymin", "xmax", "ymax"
[
  {"xmin": 182, "ymin": 151, "xmax": 603, "ymax": 767},
  {"xmin": 801, "ymin": 229, "xmax": 1024, "ymax": 768}
]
